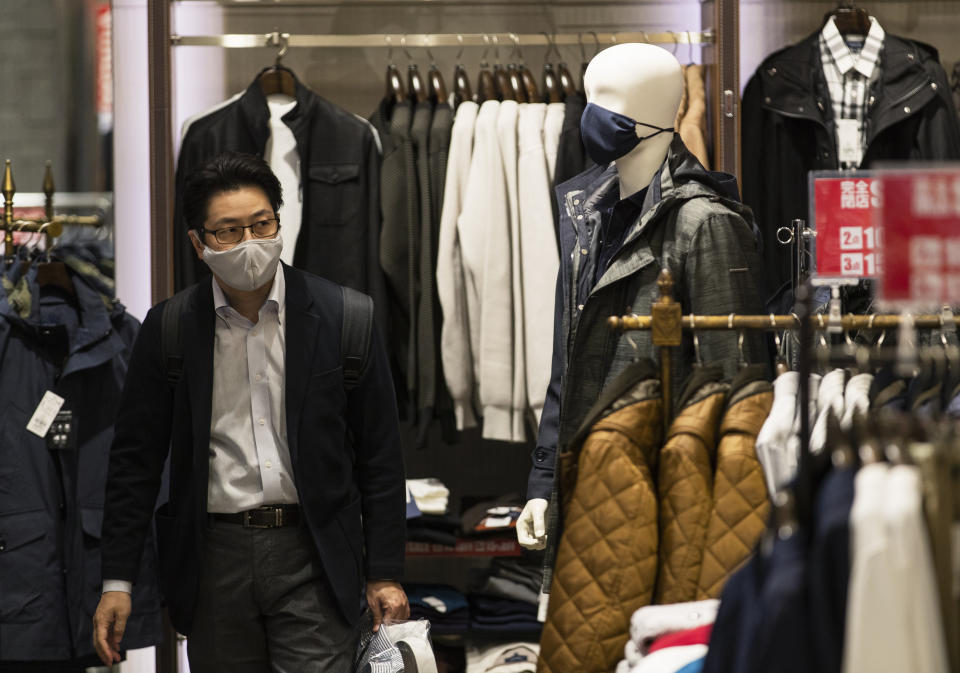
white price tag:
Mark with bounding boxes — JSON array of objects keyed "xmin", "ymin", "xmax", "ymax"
[
  {"xmin": 26, "ymin": 391, "xmax": 66, "ymax": 438},
  {"xmin": 836, "ymin": 119, "xmax": 861, "ymax": 166}
]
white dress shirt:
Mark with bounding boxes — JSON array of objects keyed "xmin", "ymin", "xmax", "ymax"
[
  {"xmin": 105, "ymin": 266, "xmax": 297, "ymax": 594},
  {"xmin": 207, "ymin": 266, "xmax": 298, "ymax": 513}
]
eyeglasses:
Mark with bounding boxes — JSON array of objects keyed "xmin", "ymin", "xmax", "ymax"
[{"xmin": 202, "ymin": 218, "xmax": 281, "ymax": 246}]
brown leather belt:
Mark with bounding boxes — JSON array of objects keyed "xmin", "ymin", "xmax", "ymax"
[{"xmin": 211, "ymin": 505, "xmax": 301, "ymax": 529}]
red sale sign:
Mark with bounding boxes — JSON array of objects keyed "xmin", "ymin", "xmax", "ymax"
[
  {"xmin": 875, "ymin": 167, "xmax": 960, "ymax": 304},
  {"xmin": 810, "ymin": 172, "xmax": 882, "ymax": 283}
]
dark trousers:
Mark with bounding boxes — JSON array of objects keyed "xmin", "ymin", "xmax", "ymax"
[{"xmin": 186, "ymin": 519, "xmax": 357, "ymax": 673}]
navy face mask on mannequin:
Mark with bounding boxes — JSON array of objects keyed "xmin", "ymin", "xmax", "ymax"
[{"xmin": 580, "ymin": 102, "xmax": 674, "ymax": 165}]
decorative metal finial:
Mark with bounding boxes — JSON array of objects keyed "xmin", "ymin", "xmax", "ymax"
[
  {"xmin": 43, "ymin": 161, "xmax": 55, "ymax": 221},
  {"xmin": 657, "ymin": 268, "xmax": 675, "ymax": 303},
  {"xmin": 3, "ymin": 159, "xmax": 14, "ymax": 207}
]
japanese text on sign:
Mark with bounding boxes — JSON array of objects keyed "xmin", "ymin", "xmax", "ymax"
[
  {"xmin": 876, "ymin": 169, "xmax": 960, "ymax": 304},
  {"xmin": 810, "ymin": 174, "xmax": 882, "ymax": 282}
]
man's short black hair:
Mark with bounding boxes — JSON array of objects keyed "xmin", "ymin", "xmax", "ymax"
[{"xmin": 182, "ymin": 152, "xmax": 283, "ymax": 231}]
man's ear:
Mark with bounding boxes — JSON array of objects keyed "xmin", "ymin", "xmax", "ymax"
[{"xmin": 187, "ymin": 229, "xmax": 205, "ymax": 261}]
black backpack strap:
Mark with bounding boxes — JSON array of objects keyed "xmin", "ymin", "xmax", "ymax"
[
  {"xmin": 161, "ymin": 286, "xmax": 195, "ymax": 388},
  {"xmin": 340, "ymin": 286, "xmax": 374, "ymax": 392}
]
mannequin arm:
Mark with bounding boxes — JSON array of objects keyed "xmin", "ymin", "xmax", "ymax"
[{"xmin": 517, "ymin": 498, "xmax": 549, "ymax": 549}]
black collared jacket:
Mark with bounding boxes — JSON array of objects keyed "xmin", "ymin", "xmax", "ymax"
[
  {"xmin": 173, "ymin": 72, "xmax": 388, "ymax": 336},
  {"xmin": 742, "ymin": 31, "xmax": 960, "ymax": 297}
]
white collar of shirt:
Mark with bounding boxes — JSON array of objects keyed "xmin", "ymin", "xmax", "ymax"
[
  {"xmin": 211, "ymin": 263, "xmax": 286, "ymax": 326},
  {"xmin": 821, "ymin": 16, "xmax": 885, "ymax": 80}
]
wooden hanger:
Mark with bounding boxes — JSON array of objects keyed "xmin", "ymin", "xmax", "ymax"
[
  {"xmin": 520, "ymin": 66, "xmax": 540, "ymax": 103},
  {"xmin": 452, "ymin": 37, "xmax": 472, "ymax": 109},
  {"xmin": 541, "ymin": 33, "xmax": 563, "ymax": 103},
  {"xmin": 257, "ymin": 33, "xmax": 296, "ymax": 98},
  {"xmin": 475, "ymin": 36, "xmax": 496, "ymax": 104},
  {"xmin": 823, "ymin": 2, "xmax": 871, "ymax": 36},
  {"xmin": 408, "ymin": 64, "xmax": 428, "ymax": 103},
  {"xmin": 494, "ymin": 64, "xmax": 513, "ymax": 102},
  {"xmin": 384, "ymin": 37, "xmax": 406, "ymax": 104},
  {"xmin": 557, "ymin": 62, "xmax": 577, "ymax": 98},
  {"xmin": 426, "ymin": 47, "xmax": 448, "ymax": 105},
  {"xmin": 507, "ymin": 64, "xmax": 526, "ymax": 103}
]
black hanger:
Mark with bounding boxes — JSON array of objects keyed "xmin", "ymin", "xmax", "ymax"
[
  {"xmin": 823, "ymin": 2, "xmax": 871, "ymax": 36},
  {"xmin": 452, "ymin": 36, "xmax": 473, "ymax": 109},
  {"xmin": 494, "ymin": 64, "xmax": 513, "ymax": 102},
  {"xmin": 257, "ymin": 32, "xmax": 296, "ymax": 98}
]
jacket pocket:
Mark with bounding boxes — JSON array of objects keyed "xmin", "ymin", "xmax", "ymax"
[
  {"xmin": 307, "ymin": 163, "xmax": 361, "ymax": 227},
  {"xmin": 0, "ymin": 510, "xmax": 55, "ymax": 623}
]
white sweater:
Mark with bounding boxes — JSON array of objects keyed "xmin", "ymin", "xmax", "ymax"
[
  {"xmin": 497, "ymin": 100, "xmax": 527, "ymax": 443},
  {"xmin": 458, "ymin": 100, "xmax": 517, "ymax": 442},
  {"xmin": 436, "ymin": 101, "xmax": 479, "ymax": 430},
  {"xmin": 517, "ymin": 102, "xmax": 560, "ymax": 424},
  {"xmin": 543, "ymin": 101, "xmax": 566, "ymax": 185}
]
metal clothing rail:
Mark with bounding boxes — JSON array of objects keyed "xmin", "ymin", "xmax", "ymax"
[
  {"xmin": 609, "ymin": 269, "xmax": 960, "ymax": 432},
  {"xmin": 170, "ymin": 30, "xmax": 714, "ymax": 49},
  {"xmin": 2, "ymin": 161, "xmax": 104, "ymax": 260}
]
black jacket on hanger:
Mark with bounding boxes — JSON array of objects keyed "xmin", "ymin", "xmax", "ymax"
[
  {"xmin": 0, "ymin": 266, "xmax": 162, "ymax": 663},
  {"xmin": 174, "ymin": 71, "xmax": 388, "ymax": 335},
  {"xmin": 742, "ymin": 32, "xmax": 960, "ymax": 298}
]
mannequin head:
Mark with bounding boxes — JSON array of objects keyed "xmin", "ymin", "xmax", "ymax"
[{"xmin": 584, "ymin": 44, "xmax": 684, "ymax": 197}]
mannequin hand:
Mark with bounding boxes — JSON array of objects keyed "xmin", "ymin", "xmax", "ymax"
[
  {"xmin": 366, "ymin": 580, "xmax": 410, "ymax": 631},
  {"xmin": 517, "ymin": 498, "xmax": 549, "ymax": 549},
  {"xmin": 93, "ymin": 591, "xmax": 131, "ymax": 665}
]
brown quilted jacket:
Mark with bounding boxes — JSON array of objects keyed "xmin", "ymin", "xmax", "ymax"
[
  {"xmin": 653, "ymin": 367, "xmax": 729, "ymax": 605},
  {"xmin": 539, "ymin": 360, "xmax": 662, "ymax": 673},
  {"xmin": 696, "ymin": 367, "xmax": 772, "ymax": 599}
]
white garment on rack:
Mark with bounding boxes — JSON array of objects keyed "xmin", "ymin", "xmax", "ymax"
[
  {"xmin": 497, "ymin": 100, "xmax": 527, "ymax": 442},
  {"xmin": 265, "ymin": 94, "xmax": 302, "ymax": 265},
  {"xmin": 437, "ymin": 101, "xmax": 480, "ymax": 430},
  {"xmin": 628, "ymin": 600, "xmax": 719, "ymax": 656},
  {"xmin": 459, "ymin": 100, "xmax": 516, "ymax": 442},
  {"xmin": 843, "ymin": 463, "xmax": 949, "ymax": 673},
  {"xmin": 465, "ymin": 642, "xmax": 539, "ymax": 673},
  {"xmin": 517, "ymin": 102, "xmax": 559, "ymax": 425},
  {"xmin": 542, "ymin": 102, "xmax": 566, "ymax": 185},
  {"xmin": 841, "ymin": 372, "xmax": 874, "ymax": 430},
  {"xmin": 755, "ymin": 371, "xmax": 799, "ymax": 494},
  {"xmin": 809, "ymin": 368, "xmax": 846, "ymax": 454}
]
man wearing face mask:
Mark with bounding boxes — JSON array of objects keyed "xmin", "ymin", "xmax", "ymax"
[{"xmin": 92, "ymin": 152, "xmax": 408, "ymax": 671}]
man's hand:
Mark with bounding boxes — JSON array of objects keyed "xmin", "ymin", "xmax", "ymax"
[
  {"xmin": 366, "ymin": 580, "xmax": 409, "ymax": 632},
  {"xmin": 93, "ymin": 591, "xmax": 131, "ymax": 666},
  {"xmin": 517, "ymin": 498, "xmax": 549, "ymax": 550}
]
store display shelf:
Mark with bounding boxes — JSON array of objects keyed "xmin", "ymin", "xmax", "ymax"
[{"xmin": 406, "ymin": 537, "xmax": 523, "ymax": 557}]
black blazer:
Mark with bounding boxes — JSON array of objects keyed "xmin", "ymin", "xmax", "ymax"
[{"xmin": 101, "ymin": 264, "xmax": 406, "ymax": 634}]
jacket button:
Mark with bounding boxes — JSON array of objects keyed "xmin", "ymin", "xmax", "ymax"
[
  {"xmin": 764, "ymin": 97, "xmax": 771, "ymax": 104},
  {"xmin": 904, "ymin": 106, "xmax": 911, "ymax": 114},
  {"xmin": 578, "ymin": 304, "xmax": 584, "ymax": 311},
  {"xmin": 798, "ymin": 106, "xmax": 804, "ymax": 112},
  {"xmin": 931, "ymin": 82, "xmax": 938, "ymax": 91},
  {"xmin": 535, "ymin": 449, "xmax": 546, "ymax": 462},
  {"xmin": 767, "ymin": 67, "xmax": 777, "ymax": 76},
  {"xmin": 907, "ymin": 53, "xmax": 915, "ymax": 60},
  {"xmin": 580, "ymin": 248, "xmax": 588, "ymax": 255},
  {"xmin": 0, "ymin": 538, "xmax": 5, "ymax": 552}
]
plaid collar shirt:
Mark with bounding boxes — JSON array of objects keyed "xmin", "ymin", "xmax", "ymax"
[{"xmin": 819, "ymin": 16, "xmax": 885, "ymax": 168}]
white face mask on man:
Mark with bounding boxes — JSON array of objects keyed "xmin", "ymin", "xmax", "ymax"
[{"xmin": 202, "ymin": 236, "xmax": 283, "ymax": 291}]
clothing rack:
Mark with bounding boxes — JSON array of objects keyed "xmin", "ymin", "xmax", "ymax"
[
  {"xmin": 1, "ymin": 160, "xmax": 104, "ymax": 260},
  {"xmin": 170, "ymin": 31, "xmax": 715, "ymax": 49},
  {"xmin": 147, "ymin": 0, "xmax": 742, "ymax": 302},
  {"xmin": 609, "ymin": 269, "xmax": 960, "ymax": 434}
]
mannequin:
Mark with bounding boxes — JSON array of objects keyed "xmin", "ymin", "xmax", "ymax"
[{"xmin": 516, "ymin": 44, "xmax": 683, "ymax": 550}]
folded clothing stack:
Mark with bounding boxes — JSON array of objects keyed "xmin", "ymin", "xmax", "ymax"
[
  {"xmin": 407, "ymin": 513, "xmax": 462, "ymax": 546},
  {"xmin": 460, "ymin": 494, "xmax": 525, "ymax": 536},
  {"xmin": 465, "ymin": 642, "xmax": 539, "ymax": 673},
  {"xmin": 471, "ymin": 557, "xmax": 543, "ymax": 606},
  {"xmin": 408, "ymin": 478, "xmax": 451, "ymax": 515},
  {"xmin": 469, "ymin": 595, "xmax": 541, "ymax": 635},
  {"xmin": 406, "ymin": 585, "xmax": 470, "ymax": 635},
  {"xmin": 616, "ymin": 600, "xmax": 719, "ymax": 673}
]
